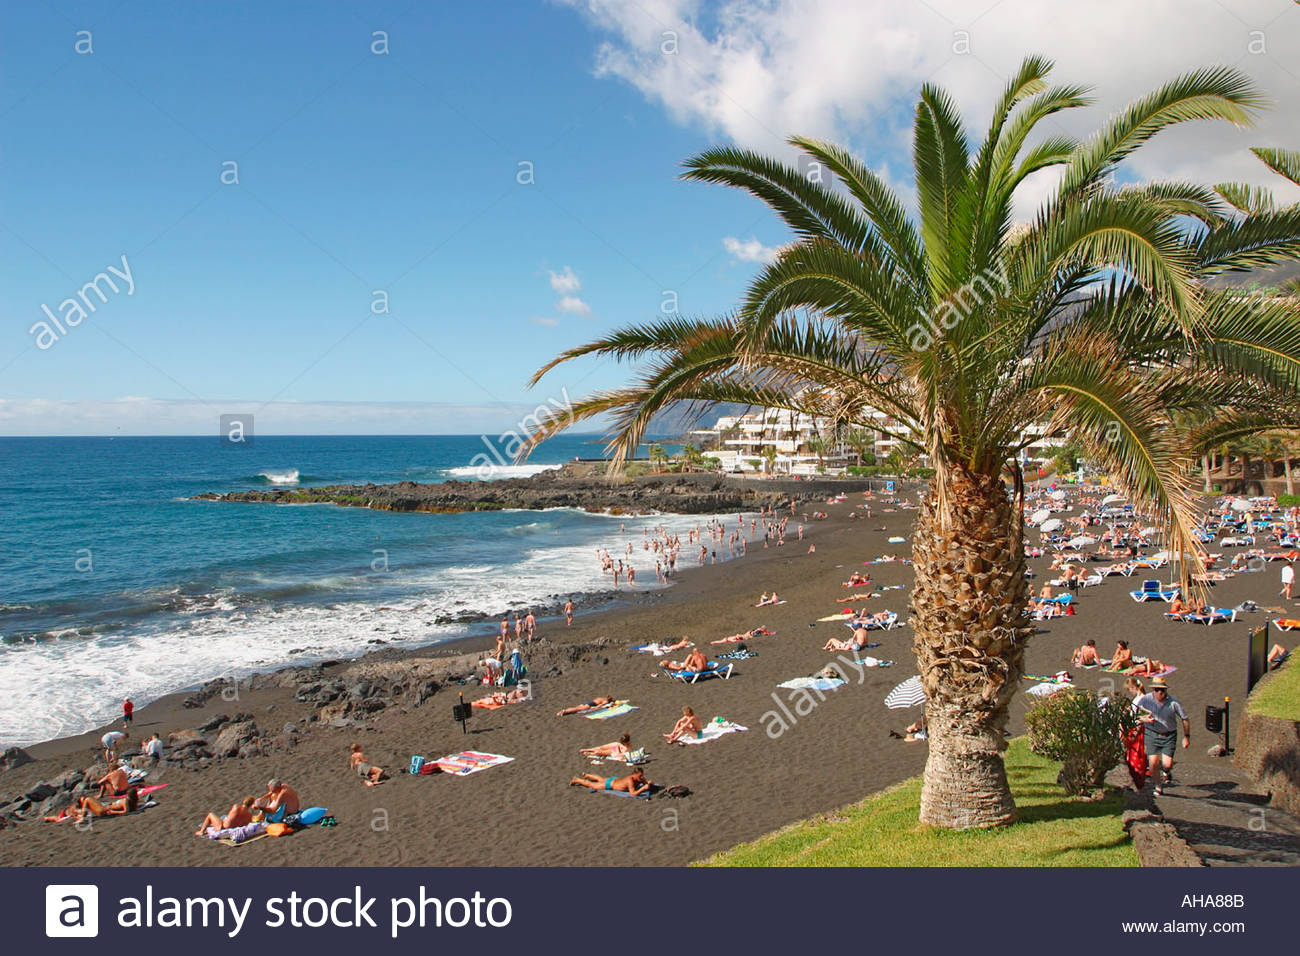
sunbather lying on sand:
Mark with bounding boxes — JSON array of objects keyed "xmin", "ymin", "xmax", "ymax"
[
  {"xmin": 661, "ymin": 647, "xmax": 709, "ymax": 672},
  {"xmin": 569, "ymin": 769, "xmax": 651, "ymax": 795},
  {"xmin": 580, "ymin": 733, "xmax": 631, "ymax": 759},
  {"xmin": 1130, "ymin": 657, "xmax": 1169, "ymax": 676},
  {"xmin": 194, "ymin": 795, "xmax": 255, "ymax": 836},
  {"xmin": 843, "ymin": 572, "xmax": 870, "ymax": 587},
  {"xmin": 837, "ymin": 592, "xmax": 879, "ymax": 602},
  {"xmin": 823, "ymin": 627, "xmax": 873, "ymax": 652},
  {"xmin": 349, "ymin": 743, "xmax": 387, "ymax": 786},
  {"xmin": 663, "ymin": 706, "xmax": 704, "ymax": 744},
  {"xmin": 711, "ymin": 626, "xmax": 774, "ymax": 644},
  {"xmin": 556, "ymin": 696, "xmax": 616, "ymax": 717},
  {"xmin": 49, "ymin": 789, "xmax": 139, "ymax": 823}
]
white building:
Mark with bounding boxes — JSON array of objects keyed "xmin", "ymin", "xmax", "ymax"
[{"xmin": 690, "ymin": 406, "xmax": 1064, "ymax": 475}]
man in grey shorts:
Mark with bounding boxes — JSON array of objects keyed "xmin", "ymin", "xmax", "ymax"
[{"xmin": 1133, "ymin": 676, "xmax": 1190, "ymax": 795}]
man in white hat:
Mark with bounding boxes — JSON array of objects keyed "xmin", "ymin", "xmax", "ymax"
[{"xmin": 1133, "ymin": 676, "xmax": 1189, "ymax": 795}]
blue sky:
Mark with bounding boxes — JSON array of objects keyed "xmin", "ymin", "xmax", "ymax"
[{"xmin": 3, "ymin": 0, "xmax": 1298, "ymax": 435}]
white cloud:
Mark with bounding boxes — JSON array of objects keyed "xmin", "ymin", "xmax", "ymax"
[
  {"xmin": 0, "ymin": 397, "xmax": 595, "ymax": 436},
  {"xmin": 548, "ymin": 266, "xmax": 582, "ymax": 294},
  {"xmin": 722, "ymin": 236, "xmax": 779, "ymax": 264},
  {"xmin": 562, "ymin": 0, "xmax": 1300, "ymax": 214},
  {"xmin": 556, "ymin": 295, "xmax": 592, "ymax": 315},
  {"xmin": 530, "ymin": 315, "xmax": 560, "ymax": 326}
]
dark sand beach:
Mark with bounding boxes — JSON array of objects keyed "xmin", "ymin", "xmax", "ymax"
[{"xmin": 0, "ymin": 491, "xmax": 1285, "ymax": 866}]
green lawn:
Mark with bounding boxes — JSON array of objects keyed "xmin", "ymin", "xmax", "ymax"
[
  {"xmin": 1247, "ymin": 655, "xmax": 1300, "ymax": 721},
  {"xmin": 698, "ymin": 739, "xmax": 1138, "ymax": 867}
]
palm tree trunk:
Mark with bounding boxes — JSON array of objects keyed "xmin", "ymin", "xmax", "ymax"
[
  {"xmin": 911, "ymin": 464, "xmax": 1030, "ymax": 828},
  {"xmin": 1286, "ymin": 456, "xmax": 1294, "ymax": 496},
  {"xmin": 1201, "ymin": 454, "xmax": 1212, "ymax": 494}
]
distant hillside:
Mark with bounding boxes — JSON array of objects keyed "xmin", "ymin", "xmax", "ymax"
[
  {"xmin": 1208, "ymin": 260, "xmax": 1300, "ymax": 290},
  {"xmin": 647, "ymin": 401, "xmax": 752, "ymax": 438}
]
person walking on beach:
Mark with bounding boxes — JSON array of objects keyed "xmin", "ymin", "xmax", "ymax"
[
  {"xmin": 121, "ymin": 697, "xmax": 134, "ymax": 728},
  {"xmin": 564, "ymin": 598, "xmax": 574, "ymax": 626},
  {"xmin": 1133, "ymin": 676, "xmax": 1190, "ymax": 796},
  {"xmin": 1282, "ymin": 560, "xmax": 1294, "ymax": 601},
  {"xmin": 524, "ymin": 609, "xmax": 536, "ymax": 641}
]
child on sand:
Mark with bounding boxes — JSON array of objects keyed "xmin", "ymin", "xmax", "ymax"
[{"xmin": 349, "ymin": 743, "xmax": 387, "ymax": 786}]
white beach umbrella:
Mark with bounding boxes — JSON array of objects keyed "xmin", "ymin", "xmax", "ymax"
[
  {"xmin": 1231, "ymin": 498, "xmax": 1252, "ymax": 512},
  {"xmin": 884, "ymin": 675, "xmax": 926, "ymax": 709},
  {"xmin": 1101, "ymin": 494, "xmax": 1126, "ymax": 505},
  {"xmin": 1067, "ymin": 535, "xmax": 1098, "ymax": 548},
  {"xmin": 1039, "ymin": 518, "xmax": 1064, "ymax": 533},
  {"xmin": 1050, "ymin": 490, "xmax": 1067, "ymax": 500},
  {"xmin": 1030, "ymin": 508, "xmax": 1051, "ymax": 524}
]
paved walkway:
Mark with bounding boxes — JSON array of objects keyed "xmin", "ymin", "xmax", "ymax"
[{"xmin": 1140, "ymin": 760, "xmax": 1300, "ymax": 866}]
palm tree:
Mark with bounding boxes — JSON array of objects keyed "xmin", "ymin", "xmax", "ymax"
[
  {"xmin": 841, "ymin": 426, "xmax": 877, "ymax": 466},
  {"xmin": 646, "ymin": 444, "xmax": 667, "ymax": 472},
  {"xmin": 521, "ymin": 58, "xmax": 1300, "ymax": 828}
]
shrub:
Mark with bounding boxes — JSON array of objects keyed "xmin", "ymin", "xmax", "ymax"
[
  {"xmin": 1024, "ymin": 688, "xmax": 1139, "ymax": 796},
  {"xmin": 1278, "ymin": 493, "xmax": 1300, "ymax": 507}
]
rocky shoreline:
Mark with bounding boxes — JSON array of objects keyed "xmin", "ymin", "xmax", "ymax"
[{"xmin": 192, "ymin": 468, "xmax": 807, "ymax": 515}]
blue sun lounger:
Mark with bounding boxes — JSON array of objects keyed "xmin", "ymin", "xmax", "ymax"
[
  {"xmin": 668, "ymin": 661, "xmax": 734, "ymax": 684},
  {"xmin": 1130, "ymin": 579, "xmax": 1178, "ymax": 602}
]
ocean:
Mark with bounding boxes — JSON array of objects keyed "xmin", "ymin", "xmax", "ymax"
[{"xmin": 0, "ymin": 434, "xmax": 704, "ymax": 746}]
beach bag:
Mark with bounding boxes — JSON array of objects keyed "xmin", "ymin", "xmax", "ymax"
[
  {"xmin": 418, "ymin": 761, "xmax": 440, "ymax": 775},
  {"xmin": 265, "ymin": 823, "xmax": 290, "ymax": 837},
  {"xmin": 664, "ymin": 785, "xmax": 692, "ymax": 799},
  {"xmin": 409, "ymin": 755, "xmax": 425, "ymax": 775}
]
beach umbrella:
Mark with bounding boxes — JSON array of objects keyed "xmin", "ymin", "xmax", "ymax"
[
  {"xmin": 1101, "ymin": 493, "xmax": 1126, "ymax": 505},
  {"xmin": 1039, "ymin": 518, "xmax": 1064, "ymax": 533},
  {"xmin": 884, "ymin": 675, "xmax": 926, "ymax": 709},
  {"xmin": 1030, "ymin": 508, "xmax": 1051, "ymax": 524},
  {"xmin": 1231, "ymin": 498, "xmax": 1252, "ymax": 512},
  {"xmin": 1067, "ymin": 535, "xmax": 1097, "ymax": 548},
  {"xmin": 1050, "ymin": 490, "xmax": 1067, "ymax": 500}
]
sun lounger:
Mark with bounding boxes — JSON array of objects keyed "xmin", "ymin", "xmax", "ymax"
[
  {"xmin": 1176, "ymin": 608, "xmax": 1236, "ymax": 626},
  {"xmin": 1276, "ymin": 619, "xmax": 1300, "ymax": 632},
  {"xmin": 851, "ymin": 611, "xmax": 899, "ymax": 630},
  {"xmin": 1130, "ymin": 579, "xmax": 1178, "ymax": 602},
  {"xmin": 1079, "ymin": 572, "xmax": 1104, "ymax": 588},
  {"xmin": 668, "ymin": 662, "xmax": 734, "ymax": 683}
]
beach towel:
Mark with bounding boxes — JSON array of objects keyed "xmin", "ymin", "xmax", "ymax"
[
  {"xmin": 819, "ymin": 612, "xmax": 855, "ymax": 621},
  {"xmin": 433, "ymin": 751, "xmax": 515, "ymax": 776},
  {"xmin": 678, "ymin": 718, "xmax": 748, "ymax": 744},
  {"xmin": 587, "ymin": 783, "xmax": 660, "ymax": 799},
  {"xmin": 777, "ymin": 676, "xmax": 846, "ymax": 692},
  {"xmin": 136, "ymin": 784, "xmax": 168, "ymax": 796},
  {"xmin": 854, "ymin": 656, "xmax": 894, "ymax": 668},
  {"xmin": 754, "ymin": 600, "xmax": 787, "ymax": 607},
  {"xmin": 471, "ymin": 698, "xmax": 507, "ymax": 710},
  {"xmin": 1025, "ymin": 681, "xmax": 1071, "ymax": 698},
  {"xmin": 717, "ymin": 649, "xmax": 757, "ymax": 660},
  {"xmin": 208, "ymin": 821, "xmax": 267, "ymax": 844},
  {"xmin": 1125, "ymin": 727, "xmax": 1147, "ymax": 790},
  {"xmin": 1023, "ymin": 671, "xmax": 1073, "ymax": 684},
  {"xmin": 632, "ymin": 641, "xmax": 690, "ymax": 656},
  {"xmin": 583, "ymin": 701, "xmax": 638, "ymax": 719}
]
